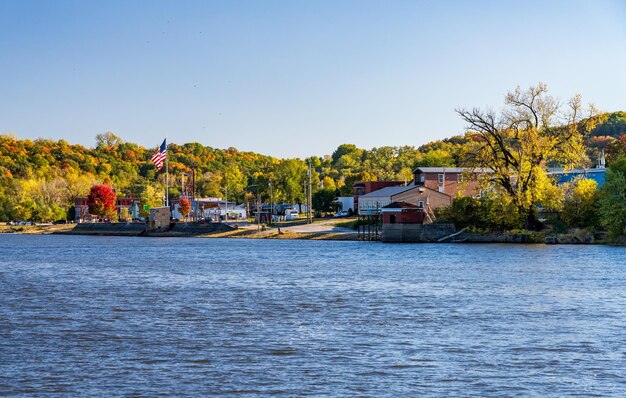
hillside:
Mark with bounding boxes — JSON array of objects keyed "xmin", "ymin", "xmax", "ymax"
[{"xmin": 0, "ymin": 112, "xmax": 624, "ymax": 222}]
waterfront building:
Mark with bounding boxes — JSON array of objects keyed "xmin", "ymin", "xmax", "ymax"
[
  {"xmin": 357, "ymin": 185, "xmax": 450, "ymax": 216},
  {"xmin": 74, "ymin": 197, "xmax": 138, "ymax": 222},
  {"xmin": 353, "ymin": 181, "xmax": 404, "ymax": 214},
  {"xmin": 412, "ymin": 167, "xmax": 489, "ymax": 197}
]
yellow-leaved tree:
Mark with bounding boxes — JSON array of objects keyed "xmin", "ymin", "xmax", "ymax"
[{"xmin": 456, "ymin": 83, "xmax": 598, "ymax": 229}]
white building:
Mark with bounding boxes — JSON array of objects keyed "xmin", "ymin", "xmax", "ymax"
[{"xmin": 336, "ymin": 196, "xmax": 354, "ymax": 212}]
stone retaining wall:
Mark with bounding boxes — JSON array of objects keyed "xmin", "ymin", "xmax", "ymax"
[
  {"xmin": 381, "ymin": 223, "xmax": 456, "ymax": 243},
  {"xmin": 69, "ymin": 222, "xmax": 235, "ymax": 236}
]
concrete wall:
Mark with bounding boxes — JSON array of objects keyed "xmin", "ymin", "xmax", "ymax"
[
  {"xmin": 70, "ymin": 221, "xmax": 235, "ymax": 236},
  {"xmin": 382, "ymin": 223, "xmax": 455, "ymax": 243},
  {"xmin": 72, "ymin": 222, "xmax": 147, "ymax": 235},
  {"xmin": 170, "ymin": 222, "xmax": 234, "ymax": 235}
]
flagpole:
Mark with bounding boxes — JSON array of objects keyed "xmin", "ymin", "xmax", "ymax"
[{"xmin": 166, "ymin": 138, "xmax": 169, "ymax": 207}]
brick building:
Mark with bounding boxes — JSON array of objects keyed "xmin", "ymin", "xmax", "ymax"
[
  {"xmin": 381, "ymin": 202, "xmax": 425, "ymax": 224},
  {"xmin": 412, "ymin": 167, "xmax": 490, "ymax": 197},
  {"xmin": 74, "ymin": 197, "xmax": 138, "ymax": 222},
  {"xmin": 358, "ymin": 185, "xmax": 451, "ymax": 215}
]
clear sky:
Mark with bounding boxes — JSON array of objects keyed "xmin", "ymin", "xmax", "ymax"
[{"xmin": 1, "ymin": 0, "xmax": 625, "ymax": 158}]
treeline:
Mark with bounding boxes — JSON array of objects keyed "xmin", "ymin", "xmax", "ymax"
[
  {"xmin": 0, "ymin": 111, "xmax": 625, "ymax": 223},
  {"xmin": 436, "ymin": 159, "xmax": 626, "ymax": 238}
]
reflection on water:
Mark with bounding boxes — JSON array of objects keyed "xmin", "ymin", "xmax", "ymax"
[{"xmin": 1, "ymin": 235, "xmax": 626, "ymax": 396}]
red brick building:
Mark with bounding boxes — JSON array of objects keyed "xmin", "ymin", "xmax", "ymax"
[
  {"xmin": 75, "ymin": 197, "xmax": 137, "ymax": 222},
  {"xmin": 412, "ymin": 167, "xmax": 490, "ymax": 197},
  {"xmin": 358, "ymin": 185, "xmax": 451, "ymax": 215},
  {"xmin": 381, "ymin": 202, "xmax": 425, "ymax": 224}
]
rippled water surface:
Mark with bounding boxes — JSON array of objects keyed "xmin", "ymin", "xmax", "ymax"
[{"xmin": 2, "ymin": 235, "xmax": 626, "ymax": 396}]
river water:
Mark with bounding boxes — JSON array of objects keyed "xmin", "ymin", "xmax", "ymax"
[{"xmin": 1, "ymin": 235, "xmax": 626, "ymax": 396}]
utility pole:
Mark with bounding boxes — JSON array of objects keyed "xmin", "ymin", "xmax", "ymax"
[
  {"xmin": 191, "ymin": 166, "xmax": 196, "ymax": 220},
  {"xmin": 308, "ymin": 159, "xmax": 313, "ymax": 224},
  {"xmin": 256, "ymin": 186, "xmax": 260, "ymax": 231}
]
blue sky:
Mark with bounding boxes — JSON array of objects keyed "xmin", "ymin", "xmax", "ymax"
[{"xmin": 1, "ymin": 0, "xmax": 625, "ymax": 158}]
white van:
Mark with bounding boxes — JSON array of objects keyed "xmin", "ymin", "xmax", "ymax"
[{"xmin": 285, "ymin": 209, "xmax": 299, "ymax": 221}]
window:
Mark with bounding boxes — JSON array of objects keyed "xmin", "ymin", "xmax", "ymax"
[
  {"xmin": 389, "ymin": 214, "xmax": 396, "ymax": 224},
  {"xmin": 437, "ymin": 174, "xmax": 444, "ymax": 183},
  {"xmin": 418, "ymin": 201, "xmax": 424, "ymax": 208}
]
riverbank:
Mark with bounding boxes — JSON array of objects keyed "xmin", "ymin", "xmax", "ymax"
[
  {"xmin": 0, "ymin": 220, "xmax": 359, "ymax": 241},
  {"xmin": 1, "ymin": 222, "xmax": 619, "ymax": 244}
]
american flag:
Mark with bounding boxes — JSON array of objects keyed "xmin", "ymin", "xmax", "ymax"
[{"xmin": 151, "ymin": 139, "xmax": 167, "ymax": 170}]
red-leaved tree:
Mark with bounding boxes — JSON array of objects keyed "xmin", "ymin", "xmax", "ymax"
[
  {"xmin": 178, "ymin": 197, "xmax": 191, "ymax": 220},
  {"xmin": 87, "ymin": 184, "xmax": 117, "ymax": 221}
]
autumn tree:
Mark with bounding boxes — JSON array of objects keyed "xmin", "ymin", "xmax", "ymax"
[
  {"xmin": 561, "ymin": 178, "xmax": 598, "ymax": 228},
  {"xmin": 178, "ymin": 196, "xmax": 191, "ymax": 219},
  {"xmin": 457, "ymin": 83, "xmax": 597, "ymax": 228},
  {"xmin": 87, "ymin": 184, "xmax": 117, "ymax": 220},
  {"xmin": 95, "ymin": 132, "xmax": 123, "ymax": 149}
]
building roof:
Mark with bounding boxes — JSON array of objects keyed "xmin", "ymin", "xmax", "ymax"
[
  {"xmin": 382, "ymin": 201, "xmax": 420, "ymax": 209},
  {"xmin": 353, "ymin": 180, "xmax": 403, "ymax": 186},
  {"xmin": 546, "ymin": 168, "xmax": 606, "ymax": 175},
  {"xmin": 359, "ymin": 185, "xmax": 413, "ymax": 198},
  {"xmin": 360, "ymin": 184, "xmax": 451, "ymax": 199},
  {"xmin": 413, "ymin": 167, "xmax": 493, "ymax": 174}
]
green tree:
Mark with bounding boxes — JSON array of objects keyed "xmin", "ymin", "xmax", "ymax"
[
  {"xmin": 598, "ymin": 157, "xmax": 626, "ymax": 237},
  {"xmin": 435, "ymin": 190, "xmax": 522, "ymax": 231},
  {"xmin": 223, "ymin": 163, "xmax": 246, "ymax": 201},
  {"xmin": 312, "ymin": 189, "xmax": 337, "ymax": 215},
  {"xmin": 274, "ymin": 159, "xmax": 306, "ymax": 203}
]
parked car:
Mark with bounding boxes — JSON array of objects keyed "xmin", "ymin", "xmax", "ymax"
[
  {"xmin": 333, "ymin": 211, "xmax": 349, "ymax": 218},
  {"xmin": 53, "ymin": 219, "xmax": 67, "ymax": 224}
]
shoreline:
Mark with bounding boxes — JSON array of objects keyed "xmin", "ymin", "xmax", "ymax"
[
  {"xmin": 0, "ymin": 223, "xmax": 359, "ymax": 241},
  {"xmin": 0, "ymin": 223, "xmax": 619, "ymax": 244}
]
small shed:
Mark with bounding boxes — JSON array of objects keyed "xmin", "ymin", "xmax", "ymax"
[
  {"xmin": 381, "ymin": 202, "xmax": 425, "ymax": 224},
  {"xmin": 149, "ymin": 207, "xmax": 171, "ymax": 231}
]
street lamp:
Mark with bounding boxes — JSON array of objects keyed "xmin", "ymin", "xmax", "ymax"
[{"xmin": 269, "ymin": 181, "xmax": 273, "ymax": 225}]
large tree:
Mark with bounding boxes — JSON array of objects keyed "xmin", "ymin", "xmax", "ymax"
[
  {"xmin": 456, "ymin": 83, "xmax": 598, "ymax": 228},
  {"xmin": 87, "ymin": 184, "xmax": 117, "ymax": 220}
]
